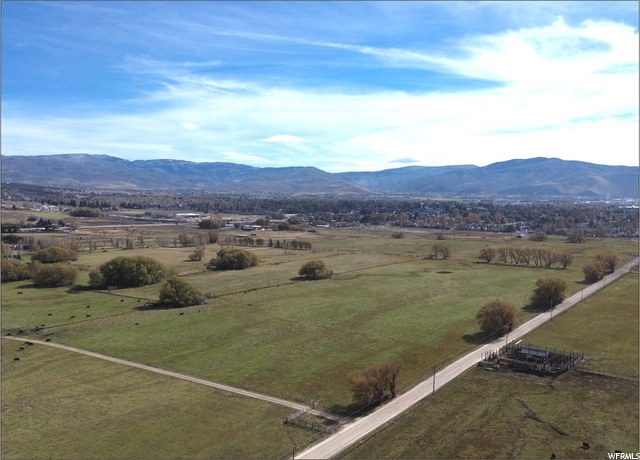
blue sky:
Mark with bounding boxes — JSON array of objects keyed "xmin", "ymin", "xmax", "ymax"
[{"xmin": 2, "ymin": 1, "xmax": 638, "ymax": 172}]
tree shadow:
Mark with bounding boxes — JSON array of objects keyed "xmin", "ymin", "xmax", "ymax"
[
  {"xmin": 67, "ymin": 285, "xmax": 93, "ymax": 293},
  {"xmin": 522, "ymin": 303, "xmax": 551, "ymax": 313},
  {"xmin": 462, "ymin": 331, "xmax": 494, "ymax": 345},
  {"xmin": 135, "ymin": 302, "xmax": 182, "ymax": 311},
  {"xmin": 325, "ymin": 400, "xmax": 384, "ymax": 419}
]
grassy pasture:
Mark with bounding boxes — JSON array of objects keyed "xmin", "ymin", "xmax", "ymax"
[
  {"xmin": 0, "ymin": 344, "xmax": 323, "ymax": 459},
  {"xmin": 2, "ymin": 229, "xmax": 636, "ymax": 410},
  {"xmin": 1, "ymin": 226, "xmax": 637, "ymax": 458},
  {"xmin": 340, "ymin": 273, "xmax": 639, "ymax": 459}
]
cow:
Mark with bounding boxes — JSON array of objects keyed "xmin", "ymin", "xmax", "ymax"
[
  {"xmin": 13, "ymin": 357, "xmax": 20, "ymax": 362},
  {"xmin": 18, "ymin": 347, "xmax": 24, "ymax": 351},
  {"xmin": 45, "ymin": 339, "xmax": 51, "ymax": 342},
  {"xmin": 70, "ymin": 316, "xmax": 75, "ymax": 319},
  {"xmin": 179, "ymin": 312, "xmax": 184, "ymax": 316},
  {"xmin": 48, "ymin": 313, "xmax": 53, "ymax": 316},
  {"xmin": 582, "ymin": 442, "xmax": 590, "ymax": 450},
  {"xmin": 86, "ymin": 315, "xmax": 91, "ymax": 318}
]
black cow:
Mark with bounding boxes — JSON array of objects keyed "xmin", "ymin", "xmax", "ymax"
[
  {"xmin": 45, "ymin": 339, "xmax": 51, "ymax": 342},
  {"xmin": 14, "ymin": 357, "xmax": 20, "ymax": 362},
  {"xmin": 582, "ymin": 442, "xmax": 590, "ymax": 450}
]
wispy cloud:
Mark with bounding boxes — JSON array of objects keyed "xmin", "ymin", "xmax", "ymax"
[{"xmin": 2, "ymin": 3, "xmax": 638, "ymax": 171}]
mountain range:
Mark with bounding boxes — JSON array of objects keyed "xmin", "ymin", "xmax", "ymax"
[{"xmin": 1, "ymin": 154, "xmax": 638, "ymax": 198}]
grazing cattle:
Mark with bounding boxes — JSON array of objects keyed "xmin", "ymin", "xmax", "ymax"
[
  {"xmin": 13, "ymin": 357, "xmax": 20, "ymax": 362},
  {"xmin": 45, "ymin": 339, "xmax": 51, "ymax": 342},
  {"xmin": 18, "ymin": 330, "xmax": 25, "ymax": 334},
  {"xmin": 17, "ymin": 292, "xmax": 23, "ymax": 295},
  {"xmin": 18, "ymin": 347, "xmax": 24, "ymax": 351},
  {"xmin": 121, "ymin": 299, "xmax": 125, "ymax": 302},
  {"xmin": 41, "ymin": 324, "xmax": 45, "ymax": 327},
  {"xmin": 48, "ymin": 313, "xmax": 53, "ymax": 316},
  {"xmin": 86, "ymin": 305, "xmax": 90, "ymax": 308},
  {"xmin": 179, "ymin": 312, "xmax": 184, "ymax": 316},
  {"xmin": 25, "ymin": 342, "xmax": 34, "ymax": 346},
  {"xmin": 550, "ymin": 454, "xmax": 556, "ymax": 459},
  {"xmin": 86, "ymin": 314, "xmax": 91, "ymax": 318},
  {"xmin": 135, "ymin": 322, "xmax": 139, "ymax": 326},
  {"xmin": 582, "ymin": 442, "xmax": 590, "ymax": 450},
  {"xmin": 70, "ymin": 316, "xmax": 75, "ymax": 319},
  {"xmin": 137, "ymin": 300, "xmax": 141, "ymax": 302}
]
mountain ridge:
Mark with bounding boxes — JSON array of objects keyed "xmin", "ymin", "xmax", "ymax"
[{"xmin": 1, "ymin": 154, "xmax": 637, "ymax": 198}]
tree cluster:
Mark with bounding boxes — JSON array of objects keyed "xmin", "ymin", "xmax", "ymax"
[
  {"xmin": 31, "ymin": 262, "xmax": 78, "ymax": 287},
  {"xmin": 198, "ymin": 219, "xmax": 222, "ymax": 229},
  {"xmin": 1, "ymin": 258, "xmax": 33, "ymax": 282},
  {"xmin": 529, "ymin": 278, "xmax": 567, "ymax": 309},
  {"xmin": 89, "ymin": 256, "xmax": 167, "ymax": 288},
  {"xmin": 430, "ymin": 243, "xmax": 451, "ymax": 259},
  {"xmin": 582, "ymin": 254, "xmax": 618, "ymax": 283},
  {"xmin": 158, "ymin": 276, "xmax": 205, "ymax": 307},
  {"xmin": 348, "ymin": 359, "xmax": 403, "ymax": 406},
  {"xmin": 207, "ymin": 249, "xmax": 258, "ymax": 270},
  {"xmin": 31, "ymin": 245, "xmax": 79, "ymax": 264},
  {"xmin": 478, "ymin": 246, "xmax": 572, "ymax": 268},
  {"xmin": 476, "ymin": 299, "xmax": 517, "ymax": 335},
  {"xmin": 69, "ymin": 207, "xmax": 103, "ymax": 217}
]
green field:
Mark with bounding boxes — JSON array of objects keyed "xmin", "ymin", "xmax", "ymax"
[
  {"xmin": 1, "ymin": 344, "xmax": 324, "ymax": 459},
  {"xmin": 340, "ymin": 273, "xmax": 639, "ymax": 459},
  {"xmin": 1, "ymin": 226, "xmax": 637, "ymax": 458}
]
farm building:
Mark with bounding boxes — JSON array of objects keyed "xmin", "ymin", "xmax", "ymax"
[{"xmin": 480, "ymin": 341, "xmax": 583, "ymax": 376}]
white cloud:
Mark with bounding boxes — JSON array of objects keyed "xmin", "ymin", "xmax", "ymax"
[
  {"xmin": 262, "ymin": 135, "xmax": 306, "ymax": 143},
  {"xmin": 182, "ymin": 122, "xmax": 197, "ymax": 130}
]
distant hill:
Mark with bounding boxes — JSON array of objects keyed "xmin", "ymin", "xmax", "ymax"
[{"xmin": 1, "ymin": 154, "xmax": 637, "ymax": 198}]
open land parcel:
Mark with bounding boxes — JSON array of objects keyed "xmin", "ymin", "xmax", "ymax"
[{"xmin": 1, "ymin": 221, "xmax": 638, "ymax": 458}]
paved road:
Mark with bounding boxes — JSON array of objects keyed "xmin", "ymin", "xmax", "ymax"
[
  {"xmin": 297, "ymin": 258, "xmax": 639, "ymax": 459},
  {"xmin": 1, "ymin": 336, "xmax": 339, "ymax": 421}
]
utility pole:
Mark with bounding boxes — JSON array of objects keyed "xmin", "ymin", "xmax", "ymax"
[{"xmin": 432, "ymin": 365, "xmax": 436, "ymax": 394}]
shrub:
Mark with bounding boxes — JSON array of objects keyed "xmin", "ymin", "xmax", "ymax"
[
  {"xmin": 89, "ymin": 256, "xmax": 167, "ymax": 288},
  {"xmin": 476, "ymin": 299, "xmax": 517, "ymax": 335},
  {"xmin": 158, "ymin": 276, "xmax": 205, "ymax": 307},
  {"xmin": 207, "ymin": 249, "xmax": 258, "ymax": 270},
  {"xmin": 32, "ymin": 263, "xmax": 78, "ymax": 287},
  {"xmin": 299, "ymin": 259, "xmax": 332, "ymax": 280},
  {"xmin": 528, "ymin": 230, "xmax": 548, "ymax": 242}
]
